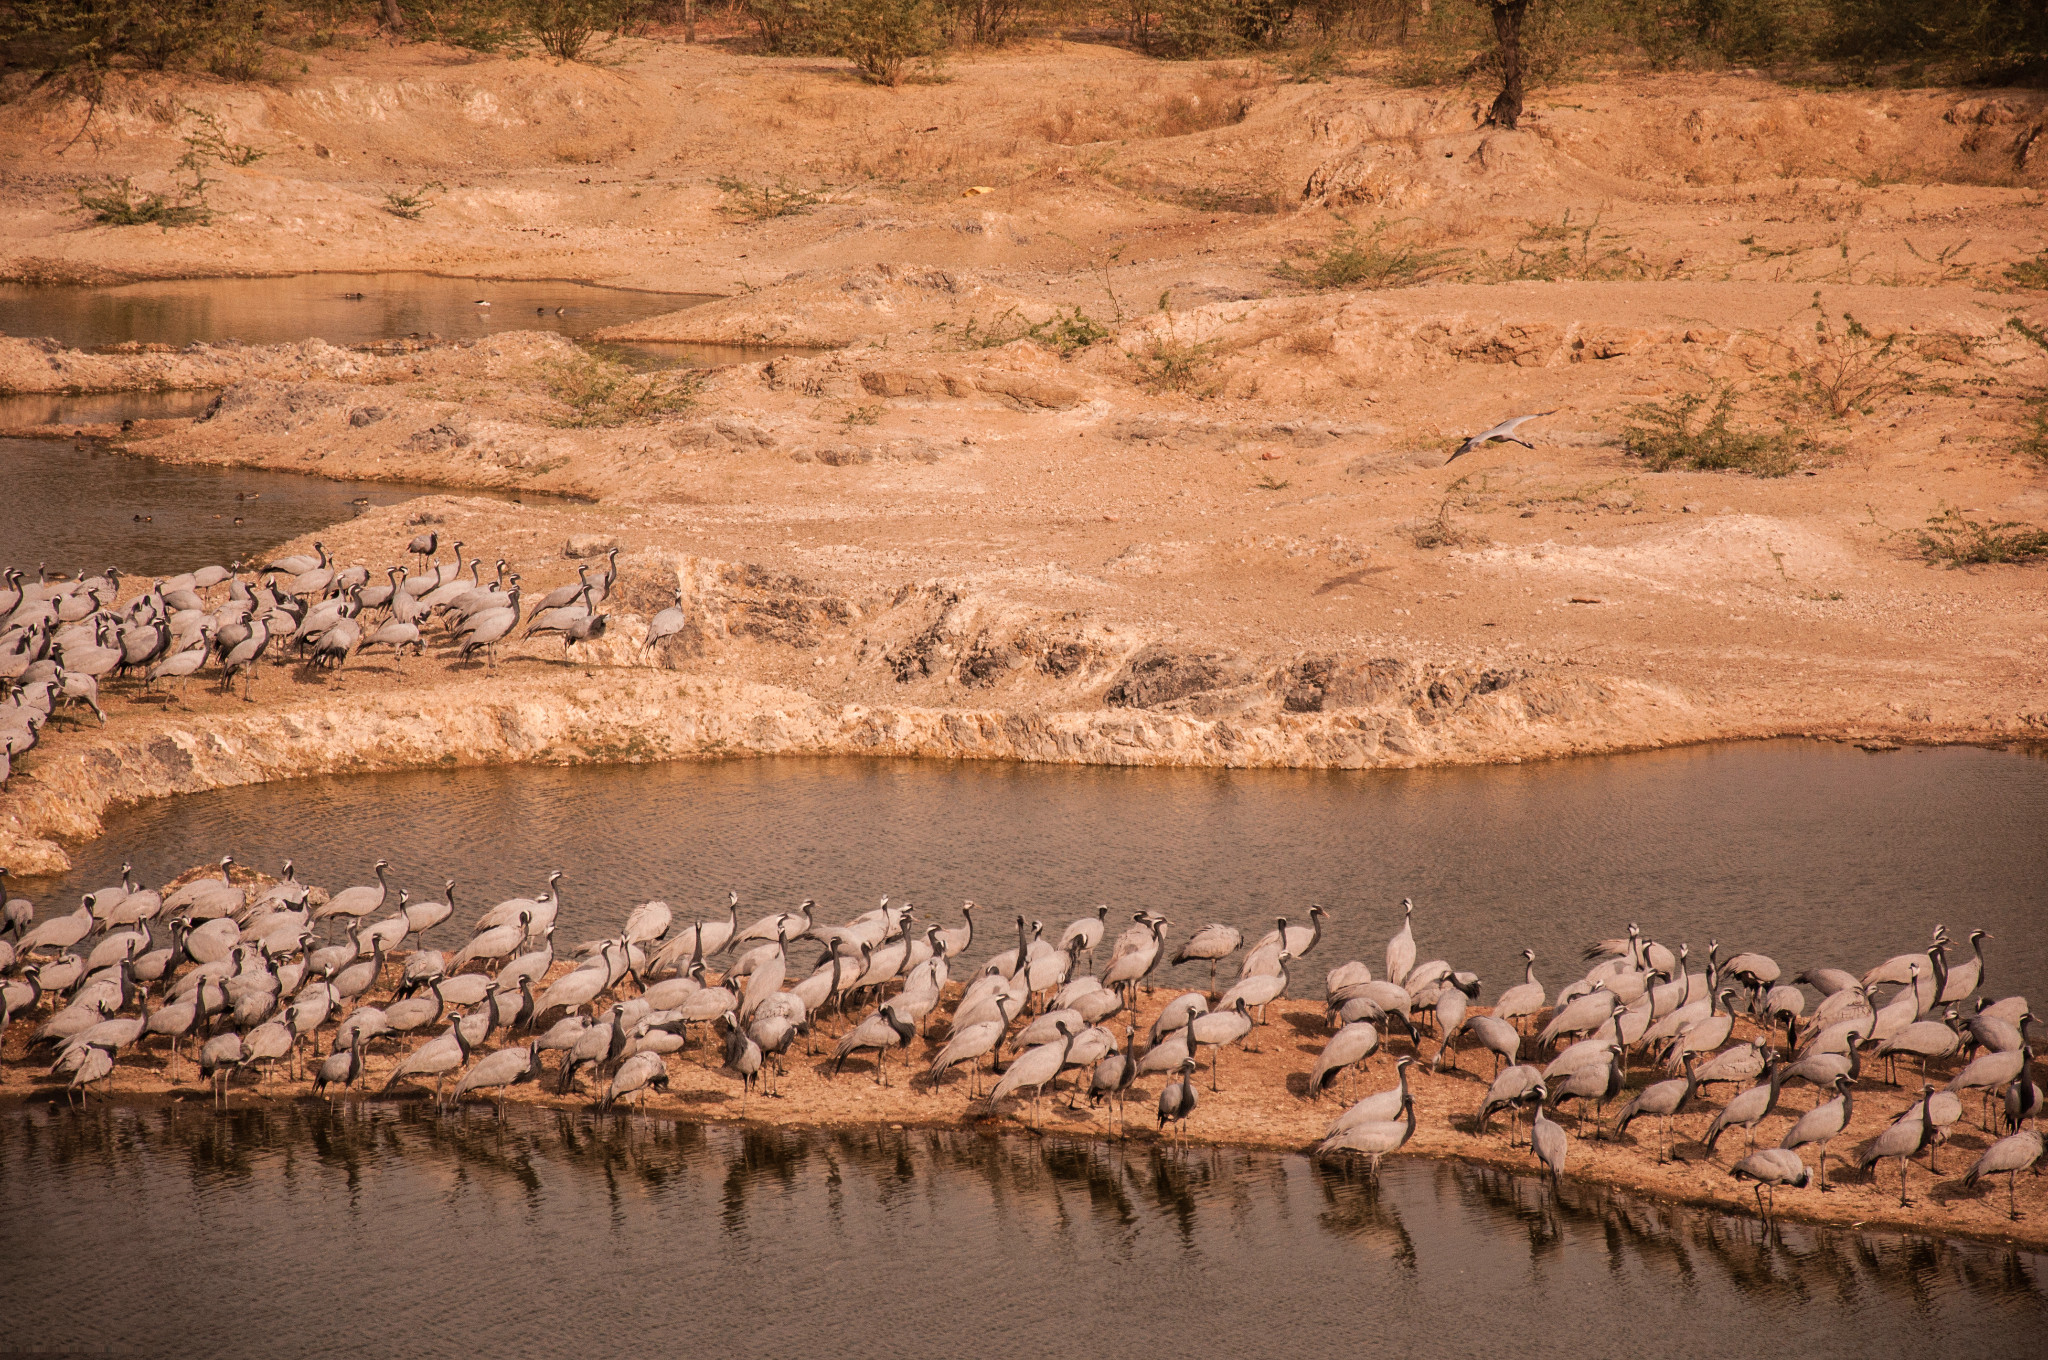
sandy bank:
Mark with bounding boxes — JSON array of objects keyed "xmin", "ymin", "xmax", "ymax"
[{"xmin": 5, "ymin": 963, "xmax": 2040, "ymax": 1251}]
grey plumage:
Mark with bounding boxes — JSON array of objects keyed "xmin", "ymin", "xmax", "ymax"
[
  {"xmin": 1530, "ymin": 1104, "xmax": 1568, "ymax": 1185},
  {"xmin": 1157, "ymin": 1057, "xmax": 1198, "ymax": 1139},
  {"xmin": 1448, "ymin": 410, "xmax": 1557, "ymax": 461},
  {"xmin": 1963, "ymin": 1128, "xmax": 2043, "ymax": 1222},
  {"xmin": 1779, "ymin": 1075, "xmax": 1854, "ymax": 1192},
  {"xmin": 1730, "ymin": 1148, "xmax": 1812, "ymax": 1217}
]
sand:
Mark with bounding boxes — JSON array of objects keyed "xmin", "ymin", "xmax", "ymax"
[{"xmin": 4, "ymin": 938, "xmax": 2041, "ymax": 1250}]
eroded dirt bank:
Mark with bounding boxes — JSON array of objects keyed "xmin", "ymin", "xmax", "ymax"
[{"xmin": 2, "ymin": 51, "xmax": 2047, "ymax": 860}]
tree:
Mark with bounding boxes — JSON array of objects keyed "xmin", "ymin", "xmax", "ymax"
[{"xmin": 1485, "ymin": 0, "xmax": 1528, "ymax": 130}]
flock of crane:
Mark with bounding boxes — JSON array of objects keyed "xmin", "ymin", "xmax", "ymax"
[
  {"xmin": 0, "ymin": 536, "xmax": 691, "ymax": 786},
  {"xmin": 1, "ymin": 862, "xmax": 2040, "ymax": 1225}
]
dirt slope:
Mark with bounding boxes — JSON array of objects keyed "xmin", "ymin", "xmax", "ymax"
[{"xmin": 1, "ymin": 41, "xmax": 2045, "ymax": 868}]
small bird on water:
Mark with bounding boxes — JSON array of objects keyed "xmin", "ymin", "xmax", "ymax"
[{"xmin": 1448, "ymin": 411, "xmax": 1558, "ymax": 462}]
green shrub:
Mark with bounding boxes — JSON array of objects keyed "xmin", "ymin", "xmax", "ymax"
[
  {"xmin": 2010, "ymin": 252, "xmax": 2048, "ymax": 292},
  {"xmin": 1151, "ymin": 0, "xmax": 1295, "ymax": 55},
  {"xmin": 2017, "ymin": 401, "xmax": 2048, "ymax": 467},
  {"xmin": 1027, "ymin": 307, "xmax": 1113, "ymax": 357},
  {"xmin": 741, "ymin": 0, "xmax": 828, "ymax": 50},
  {"xmin": 713, "ymin": 176, "xmax": 821, "ymax": 221},
  {"xmin": 522, "ymin": 0, "xmax": 618, "ymax": 59},
  {"xmin": 826, "ymin": 0, "xmax": 943, "ymax": 84},
  {"xmin": 1624, "ymin": 0, "xmax": 1829, "ymax": 66},
  {"xmin": 947, "ymin": 305, "xmax": 1111, "ymax": 356},
  {"xmin": 1782, "ymin": 300, "xmax": 1912, "ymax": 419},
  {"xmin": 949, "ymin": 0, "xmax": 1030, "ymax": 44},
  {"xmin": 2, "ymin": 0, "xmax": 272, "ymax": 76},
  {"xmin": 75, "ymin": 175, "xmax": 210, "ymax": 228},
  {"xmin": 1276, "ymin": 219, "xmax": 1455, "ymax": 290},
  {"xmin": 1917, "ymin": 505, "xmax": 2048, "ymax": 568},
  {"xmin": 382, "ymin": 181, "xmax": 445, "ymax": 219},
  {"xmin": 399, "ymin": 0, "xmax": 524, "ymax": 50},
  {"xmin": 1826, "ymin": 0, "xmax": 2048, "ymax": 77},
  {"xmin": 540, "ymin": 349, "xmax": 700, "ymax": 427},
  {"xmin": 178, "ymin": 108, "xmax": 265, "ymax": 169},
  {"xmin": 2009, "ymin": 317, "xmax": 2048, "ymax": 466},
  {"xmin": 1622, "ymin": 387, "xmax": 1802, "ymax": 476},
  {"xmin": 1129, "ymin": 331, "xmax": 1216, "ymax": 394}
]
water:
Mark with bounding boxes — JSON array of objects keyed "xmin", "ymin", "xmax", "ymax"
[
  {"xmin": 0, "ymin": 388, "xmax": 218, "ymax": 429},
  {"xmin": 21, "ymin": 742, "xmax": 2048, "ymax": 1000},
  {"xmin": 0, "ymin": 273, "xmax": 808, "ymax": 370},
  {"xmin": 0, "ymin": 1103, "xmax": 2038, "ymax": 1360},
  {"xmin": 0, "ymin": 435, "xmax": 531, "ymax": 577},
  {"xmin": 0, "ymin": 274, "xmax": 709, "ymax": 351}
]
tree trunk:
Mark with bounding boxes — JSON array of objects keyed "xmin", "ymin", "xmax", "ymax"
[
  {"xmin": 381, "ymin": 0, "xmax": 407, "ymax": 34},
  {"xmin": 685, "ymin": 0, "xmax": 697, "ymax": 42},
  {"xmin": 1487, "ymin": 0, "xmax": 1527, "ymax": 131}
]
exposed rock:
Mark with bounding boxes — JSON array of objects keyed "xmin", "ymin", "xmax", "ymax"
[
  {"xmin": 564, "ymin": 533, "xmax": 619, "ymax": 559},
  {"xmin": 1105, "ymin": 646, "xmax": 1255, "ymax": 709}
]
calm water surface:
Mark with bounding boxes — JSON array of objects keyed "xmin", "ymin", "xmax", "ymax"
[
  {"xmin": 0, "ymin": 1103, "xmax": 2039, "ymax": 1360},
  {"xmin": 21, "ymin": 742, "xmax": 2048, "ymax": 999},
  {"xmin": 0, "ymin": 273, "xmax": 809, "ymax": 370},
  {"xmin": 0, "ymin": 387, "xmax": 218, "ymax": 428},
  {"xmin": 0, "ymin": 435, "xmax": 543, "ymax": 576},
  {"xmin": 0, "ymin": 273, "xmax": 711, "ymax": 350}
]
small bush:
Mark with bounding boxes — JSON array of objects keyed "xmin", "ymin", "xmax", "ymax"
[
  {"xmin": 948, "ymin": 311, "xmax": 1029, "ymax": 349},
  {"xmin": 1622, "ymin": 387, "xmax": 1802, "ymax": 477},
  {"xmin": 523, "ymin": 0, "xmax": 618, "ymax": 60},
  {"xmin": 713, "ymin": 176, "xmax": 821, "ymax": 221},
  {"xmin": 950, "ymin": 0, "xmax": 1031, "ymax": 44},
  {"xmin": 178, "ymin": 109, "xmax": 265, "ymax": 169},
  {"xmin": 1151, "ymin": 0, "xmax": 1291, "ymax": 55},
  {"xmin": 540, "ymin": 350, "xmax": 700, "ymax": 427},
  {"xmin": 382, "ymin": 181, "xmax": 445, "ymax": 220},
  {"xmin": 828, "ymin": 0, "xmax": 943, "ymax": 84},
  {"xmin": 2009, "ymin": 252, "xmax": 2048, "ymax": 291},
  {"xmin": 2008, "ymin": 317, "xmax": 2048, "ymax": 465},
  {"xmin": 1027, "ymin": 307, "xmax": 1112, "ymax": 357},
  {"xmin": 742, "ymin": 0, "xmax": 829, "ymax": 51},
  {"xmin": 75, "ymin": 176, "xmax": 210, "ymax": 228},
  {"xmin": 1917, "ymin": 506, "xmax": 2048, "ymax": 568},
  {"xmin": 2018, "ymin": 401, "xmax": 2048, "ymax": 467},
  {"xmin": 1270, "ymin": 39, "xmax": 1340, "ymax": 82},
  {"xmin": 950, "ymin": 305, "xmax": 1111, "ymax": 356},
  {"xmin": 1783, "ymin": 298, "xmax": 1913, "ymax": 419},
  {"xmin": 1277, "ymin": 219, "xmax": 1455, "ymax": 290},
  {"xmin": 1482, "ymin": 210, "xmax": 1657, "ymax": 283},
  {"xmin": 1412, "ymin": 499, "xmax": 1478, "ymax": 550},
  {"xmin": 1129, "ymin": 331, "xmax": 1216, "ymax": 395},
  {"xmin": 402, "ymin": 0, "xmax": 525, "ymax": 50},
  {"xmin": 201, "ymin": 4, "xmax": 270, "ymax": 79},
  {"xmin": 1827, "ymin": 0, "xmax": 2048, "ymax": 80}
]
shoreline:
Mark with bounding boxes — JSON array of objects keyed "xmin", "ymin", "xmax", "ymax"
[
  {"xmin": 5, "ymin": 972, "xmax": 2041, "ymax": 1252},
  {"xmin": 2, "ymin": 654, "xmax": 2025, "ymax": 877},
  {"xmin": 7, "ymin": 1068, "xmax": 2041, "ymax": 1255}
]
